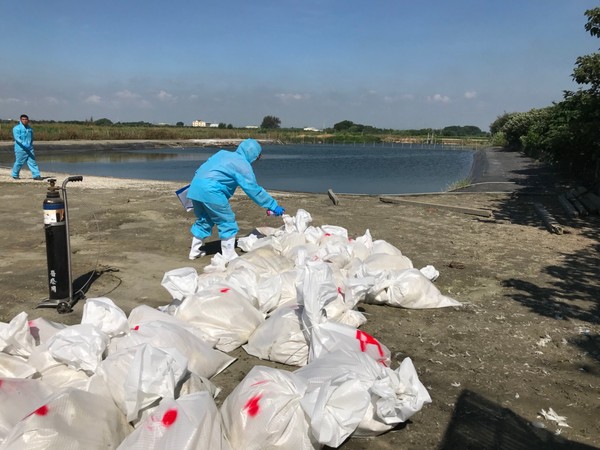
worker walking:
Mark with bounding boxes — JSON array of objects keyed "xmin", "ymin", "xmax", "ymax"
[
  {"xmin": 187, "ymin": 138, "xmax": 285, "ymax": 261},
  {"xmin": 12, "ymin": 114, "xmax": 42, "ymax": 180}
]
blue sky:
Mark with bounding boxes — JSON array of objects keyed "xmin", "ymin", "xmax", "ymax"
[{"xmin": 1, "ymin": 0, "xmax": 598, "ymax": 131}]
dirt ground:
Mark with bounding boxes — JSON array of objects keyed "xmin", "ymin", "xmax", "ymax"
[{"xmin": 0, "ymin": 160, "xmax": 599, "ymax": 449}]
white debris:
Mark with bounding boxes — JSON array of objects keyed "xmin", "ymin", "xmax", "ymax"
[
  {"xmin": 538, "ymin": 407, "xmax": 570, "ymax": 428},
  {"xmin": 536, "ymin": 335, "xmax": 552, "ymax": 347}
]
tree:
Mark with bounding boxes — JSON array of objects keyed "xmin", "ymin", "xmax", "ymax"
[
  {"xmin": 489, "ymin": 113, "xmax": 513, "ymax": 135},
  {"xmin": 94, "ymin": 118, "xmax": 113, "ymax": 126},
  {"xmin": 261, "ymin": 115, "xmax": 281, "ymax": 129},
  {"xmin": 563, "ymin": 7, "xmax": 600, "ymax": 179},
  {"xmin": 496, "ymin": 8, "xmax": 600, "ymax": 180},
  {"xmin": 333, "ymin": 120, "xmax": 355, "ymax": 132},
  {"xmin": 176, "ymin": 121, "xmax": 184, "ymax": 127},
  {"xmin": 570, "ymin": 8, "xmax": 600, "ymax": 92}
]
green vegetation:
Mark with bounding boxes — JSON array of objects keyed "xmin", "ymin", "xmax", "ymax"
[
  {"xmin": 446, "ymin": 178, "xmax": 472, "ymax": 192},
  {"xmin": 489, "ymin": 7, "xmax": 600, "ymax": 182},
  {"xmin": 0, "ymin": 117, "xmax": 490, "ymax": 148},
  {"xmin": 260, "ymin": 116, "xmax": 281, "ymax": 129}
]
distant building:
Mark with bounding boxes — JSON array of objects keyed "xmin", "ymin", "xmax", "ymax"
[
  {"xmin": 303, "ymin": 127, "xmax": 320, "ymax": 132},
  {"xmin": 244, "ymin": 125, "xmax": 259, "ymax": 129},
  {"xmin": 192, "ymin": 120, "xmax": 222, "ymax": 128}
]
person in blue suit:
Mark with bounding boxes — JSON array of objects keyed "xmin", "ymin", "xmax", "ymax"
[
  {"xmin": 187, "ymin": 138, "xmax": 285, "ymax": 261},
  {"xmin": 12, "ymin": 114, "xmax": 42, "ymax": 180}
]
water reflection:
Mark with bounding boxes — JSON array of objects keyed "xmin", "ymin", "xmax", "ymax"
[{"xmin": 40, "ymin": 149, "xmax": 217, "ymax": 163}]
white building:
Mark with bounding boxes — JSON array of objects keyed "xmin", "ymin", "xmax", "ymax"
[{"xmin": 192, "ymin": 120, "xmax": 207, "ymax": 127}]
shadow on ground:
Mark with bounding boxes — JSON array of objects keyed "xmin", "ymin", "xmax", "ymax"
[
  {"xmin": 477, "ymin": 150, "xmax": 600, "ymax": 368},
  {"xmin": 439, "ymin": 390, "xmax": 598, "ymax": 450}
]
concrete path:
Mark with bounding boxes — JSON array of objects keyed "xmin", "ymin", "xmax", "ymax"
[{"xmin": 458, "ymin": 147, "xmax": 567, "ymax": 194}]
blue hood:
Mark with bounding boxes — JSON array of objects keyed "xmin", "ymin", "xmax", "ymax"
[{"xmin": 235, "ymin": 138, "xmax": 262, "ymax": 163}]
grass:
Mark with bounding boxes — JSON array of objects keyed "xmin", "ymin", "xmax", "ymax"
[
  {"xmin": 0, "ymin": 122, "xmax": 491, "ymax": 148},
  {"xmin": 446, "ymin": 178, "xmax": 472, "ymax": 192}
]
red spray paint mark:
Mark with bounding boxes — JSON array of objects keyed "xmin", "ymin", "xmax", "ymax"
[
  {"xmin": 250, "ymin": 379, "xmax": 269, "ymax": 387},
  {"xmin": 34, "ymin": 405, "xmax": 49, "ymax": 416},
  {"xmin": 356, "ymin": 330, "xmax": 384, "ymax": 357},
  {"xmin": 162, "ymin": 408, "xmax": 178, "ymax": 427},
  {"xmin": 0, "ymin": 380, "xmax": 3, "ymax": 389},
  {"xmin": 220, "ymin": 288, "xmax": 230, "ymax": 293},
  {"xmin": 28, "ymin": 320, "xmax": 35, "ymax": 327},
  {"xmin": 132, "ymin": 325, "xmax": 140, "ymax": 331},
  {"xmin": 337, "ymin": 287, "xmax": 342, "ymax": 294},
  {"xmin": 324, "ymin": 233, "xmax": 331, "ymax": 237},
  {"xmin": 244, "ymin": 395, "xmax": 262, "ymax": 417}
]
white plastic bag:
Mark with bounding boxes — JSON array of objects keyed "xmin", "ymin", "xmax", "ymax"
[
  {"xmin": 161, "ymin": 267, "xmax": 199, "ymax": 301},
  {"xmin": 82, "ymin": 297, "xmax": 129, "ymax": 338},
  {"xmin": 220, "ymin": 365, "xmax": 318, "ymax": 450},
  {"xmin": 1, "ymin": 387, "xmax": 131, "ymax": 449},
  {"xmin": 127, "ymin": 304, "xmax": 217, "ymax": 347},
  {"xmin": 174, "ymin": 285, "xmax": 264, "ymax": 352},
  {"xmin": 298, "ymin": 261, "xmax": 390, "ymax": 366},
  {"xmin": 243, "ymin": 302, "xmax": 308, "ymax": 367},
  {"xmin": 367, "ymin": 268, "xmax": 461, "ymax": 308},
  {"xmin": 47, "ymin": 323, "xmax": 110, "ymax": 373},
  {"xmin": 117, "ymin": 392, "xmax": 231, "ymax": 450},
  {"xmin": 95, "ymin": 344, "xmax": 188, "ymax": 421},
  {"xmin": 0, "ymin": 353, "xmax": 36, "ymax": 378},
  {"xmin": 0, "ymin": 378, "xmax": 54, "ymax": 443},
  {"xmin": 0, "ymin": 312, "xmax": 34, "ymax": 358},
  {"xmin": 108, "ymin": 320, "xmax": 235, "ymax": 379},
  {"xmin": 295, "ymin": 350, "xmax": 431, "ymax": 437}
]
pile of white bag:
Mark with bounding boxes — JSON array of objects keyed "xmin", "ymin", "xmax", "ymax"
[{"xmin": 0, "ymin": 209, "xmax": 460, "ymax": 449}]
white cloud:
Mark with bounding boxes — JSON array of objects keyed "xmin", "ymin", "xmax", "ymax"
[
  {"xmin": 276, "ymin": 93, "xmax": 307, "ymax": 102},
  {"xmin": 157, "ymin": 90, "xmax": 175, "ymax": 102},
  {"xmin": 44, "ymin": 96, "xmax": 62, "ymax": 104},
  {"xmin": 115, "ymin": 90, "xmax": 140, "ymax": 100},
  {"xmin": 113, "ymin": 90, "xmax": 151, "ymax": 108},
  {"xmin": 0, "ymin": 97, "xmax": 21, "ymax": 104},
  {"xmin": 464, "ymin": 91, "xmax": 477, "ymax": 99},
  {"xmin": 427, "ymin": 94, "xmax": 451, "ymax": 103},
  {"xmin": 85, "ymin": 95, "xmax": 102, "ymax": 104},
  {"xmin": 384, "ymin": 94, "xmax": 415, "ymax": 103}
]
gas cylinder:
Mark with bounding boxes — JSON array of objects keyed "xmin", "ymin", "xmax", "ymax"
[{"xmin": 43, "ymin": 179, "xmax": 69, "ymax": 300}]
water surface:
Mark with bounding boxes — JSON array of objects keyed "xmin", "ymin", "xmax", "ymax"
[{"xmin": 0, "ymin": 144, "xmax": 474, "ymax": 195}]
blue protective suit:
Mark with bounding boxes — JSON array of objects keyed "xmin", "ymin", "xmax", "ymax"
[
  {"xmin": 12, "ymin": 122, "xmax": 41, "ymax": 178},
  {"xmin": 187, "ymin": 138, "xmax": 279, "ymax": 240}
]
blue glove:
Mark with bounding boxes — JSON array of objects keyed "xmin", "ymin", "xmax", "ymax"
[{"xmin": 273, "ymin": 206, "xmax": 285, "ymax": 216}]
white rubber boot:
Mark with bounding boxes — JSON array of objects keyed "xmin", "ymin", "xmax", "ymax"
[
  {"xmin": 189, "ymin": 237, "xmax": 206, "ymax": 260},
  {"xmin": 221, "ymin": 236, "xmax": 238, "ymax": 261}
]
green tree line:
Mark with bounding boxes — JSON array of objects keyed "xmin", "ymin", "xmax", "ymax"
[
  {"xmin": 490, "ymin": 7, "xmax": 600, "ymax": 182},
  {"xmin": 0, "ymin": 116, "xmax": 488, "ymax": 145}
]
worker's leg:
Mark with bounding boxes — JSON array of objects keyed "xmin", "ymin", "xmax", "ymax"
[
  {"xmin": 202, "ymin": 201, "xmax": 238, "ymax": 261},
  {"xmin": 25, "ymin": 149, "xmax": 41, "ymax": 178},
  {"xmin": 189, "ymin": 201, "xmax": 213, "ymax": 259},
  {"xmin": 11, "ymin": 149, "xmax": 27, "ymax": 178}
]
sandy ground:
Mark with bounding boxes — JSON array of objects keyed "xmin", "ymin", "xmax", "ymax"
[{"xmin": 0, "ymin": 147, "xmax": 599, "ymax": 449}]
